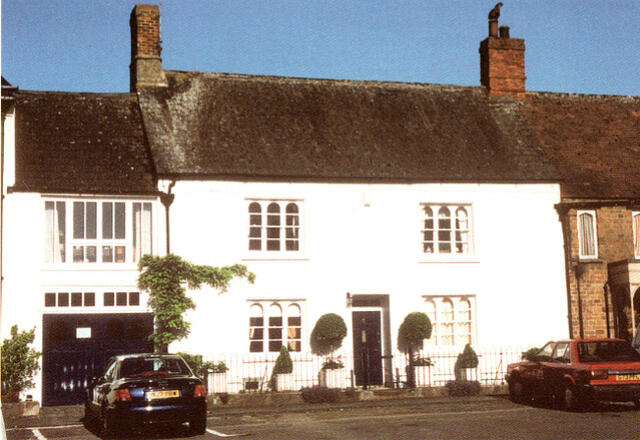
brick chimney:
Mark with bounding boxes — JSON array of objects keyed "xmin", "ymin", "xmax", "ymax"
[
  {"xmin": 130, "ymin": 4, "xmax": 167, "ymax": 91},
  {"xmin": 479, "ymin": 5, "xmax": 525, "ymax": 98}
]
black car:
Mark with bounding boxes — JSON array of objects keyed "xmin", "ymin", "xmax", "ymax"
[{"xmin": 84, "ymin": 353, "xmax": 207, "ymax": 436}]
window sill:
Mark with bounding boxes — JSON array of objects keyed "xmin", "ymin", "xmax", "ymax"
[
  {"xmin": 42, "ymin": 263, "xmax": 140, "ymax": 271},
  {"xmin": 243, "ymin": 254, "xmax": 309, "ymax": 262},
  {"xmin": 418, "ymin": 255, "xmax": 479, "ymax": 264}
]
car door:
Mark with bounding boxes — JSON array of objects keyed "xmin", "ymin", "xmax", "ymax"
[
  {"xmin": 525, "ymin": 341, "xmax": 556, "ymax": 396},
  {"xmin": 547, "ymin": 341, "xmax": 571, "ymax": 394}
]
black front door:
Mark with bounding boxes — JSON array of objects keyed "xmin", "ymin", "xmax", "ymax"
[
  {"xmin": 352, "ymin": 311, "xmax": 383, "ymax": 387},
  {"xmin": 42, "ymin": 313, "xmax": 153, "ymax": 406}
]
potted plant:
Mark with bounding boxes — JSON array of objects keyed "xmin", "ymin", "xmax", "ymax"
[
  {"xmin": 454, "ymin": 343, "xmax": 479, "ymax": 381},
  {"xmin": 310, "ymin": 313, "xmax": 347, "ymax": 388},
  {"xmin": 206, "ymin": 361, "xmax": 229, "ymax": 394},
  {"xmin": 270, "ymin": 346, "xmax": 295, "ymax": 391},
  {"xmin": 397, "ymin": 312, "xmax": 432, "ymax": 388},
  {"xmin": 412, "ymin": 356, "xmax": 434, "ymax": 387}
]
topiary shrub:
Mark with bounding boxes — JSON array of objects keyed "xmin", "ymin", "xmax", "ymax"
[
  {"xmin": 301, "ymin": 385, "xmax": 341, "ymax": 403},
  {"xmin": 270, "ymin": 345, "xmax": 293, "ymax": 390},
  {"xmin": 1, "ymin": 326, "xmax": 41, "ymax": 402},
  {"xmin": 310, "ymin": 313, "xmax": 347, "ymax": 356},
  {"xmin": 445, "ymin": 380, "xmax": 481, "ymax": 397},
  {"xmin": 454, "ymin": 344, "xmax": 479, "ymax": 381},
  {"xmin": 397, "ymin": 312, "xmax": 432, "ymax": 388}
]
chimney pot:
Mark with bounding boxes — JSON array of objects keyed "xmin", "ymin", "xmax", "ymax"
[
  {"xmin": 489, "ymin": 20, "xmax": 498, "ymax": 37},
  {"xmin": 499, "ymin": 26, "xmax": 510, "ymax": 38}
]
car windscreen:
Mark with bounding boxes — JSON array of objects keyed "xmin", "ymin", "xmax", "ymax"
[
  {"xmin": 577, "ymin": 341, "xmax": 640, "ymax": 363},
  {"xmin": 119, "ymin": 357, "xmax": 191, "ymax": 378}
]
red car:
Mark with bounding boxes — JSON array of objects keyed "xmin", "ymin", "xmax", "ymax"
[{"xmin": 506, "ymin": 338, "xmax": 640, "ymax": 410}]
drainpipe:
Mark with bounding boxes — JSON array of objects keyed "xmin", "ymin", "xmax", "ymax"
[
  {"xmin": 159, "ymin": 181, "xmax": 175, "ymax": 255},
  {"xmin": 574, "ymin": 263, "xmax": 585, "ymax": 339},
  {"xmin": 603, "ymin": 282, "xmax": 612, "ymax": 338}
]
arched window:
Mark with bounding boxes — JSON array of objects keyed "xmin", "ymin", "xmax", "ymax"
[
  {"xmin": 455, "ymin": 208, "xmax": 469, "ymax": 254},
  {"xmin": 266, "ymin": 204, "xmax": 281, "ymax": 251},
  {"xmin": 248, "ymin": 203, "xmax": 262, "ymax": 251},
  {"xmin": 285, "ymin": 204, "xmax": 300, "ymax": 251},
  {"xmin": 268, "ymin": 304, "xmax": 283, "ymax": 352},
  {"xmin": 422, "ymin": 207, "xmax": 434, "ymax": 253},
  {"xmin": 426, "ymin": 300, "xmax": 437, "ymax": 345},
  {"xmin": 457, "ymin": 299, "xmax": 472, "ymax": 345},
  {"xmin": 286, "ymin": 304, "xmax": 302, "ymax": 352},
  {"xmin": 441, "ymin": 300, "xmax": 454, "ymax": 345},
  {"xmin": 249, "ymin": 304, "xmax": 264, "ymax": 352},
  {"xmin": 578, "ymin": 211, "xmax": 597, "ymax": 258}
]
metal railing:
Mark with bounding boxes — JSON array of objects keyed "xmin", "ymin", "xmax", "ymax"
[{"xmin": 203, "ymin": 346, "xmax": 528, "ymax": 394}]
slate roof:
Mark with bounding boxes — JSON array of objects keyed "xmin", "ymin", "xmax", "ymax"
[
  {"xmin": 137, "ymin": 71, "xmax": 559, "ymax": 183},
  {"xmin": 12, "ymin": 91, "xmax": 157, "ymax": 195},
  {"xmin": 523, "ymin": 92, "xmax": 640, "ymax": 200}
]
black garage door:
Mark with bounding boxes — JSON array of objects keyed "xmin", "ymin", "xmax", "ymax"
[{"xmin": 42, "ymin": 313, "xmax": 153, "ymax": 406}]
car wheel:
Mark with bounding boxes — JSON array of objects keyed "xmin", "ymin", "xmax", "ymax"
[
  {"xmin": 100, "ymin": 408, "xmax": 120, "ymax": 438},
  {"xmin": 509, "ymin": 379, "xmax": 530, "ymax": 404},
  {"xmin": 189, "ymin": 417, "xmax": 207, "ymax": 436},
  {"xmin": 559, "ymin": 385, "xmax": 582, "ymax": 411}
]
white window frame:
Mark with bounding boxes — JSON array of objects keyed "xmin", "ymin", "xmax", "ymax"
[
  {"xmin": 43, "ymin": 197, "xmax": 154, "ymax": 266},
  {"xmin": 247, "ymin": 299, "xmax": 305, "ymax": 353},
  {"xmin": 577, "ymin": 210, "xmax": 598, "ymax": 259},
  {"xmin": 246, "ymin": 199, "xmax": 304, "ymax": 258},
  {"xmin": 42, "ymin": 289, "xmax": 146, "ymax": 312},
  {"xmin": 420, "ymin": 203, "xmax": 474, "ymax": 260},
  {"xmin": 633, "ymin": 212, "xmax": 640, "ymax": 259},
  {"xmin": 424, "ymin": 295, "xmax": 476, "ymax": 347}
]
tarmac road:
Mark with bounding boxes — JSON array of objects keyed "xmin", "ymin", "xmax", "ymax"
[{"xmin": 5, "ymin": 396, "xmax": 640, "ymax": 440}]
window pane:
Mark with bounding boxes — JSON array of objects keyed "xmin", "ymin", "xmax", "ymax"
[
  {"xmin": 634, "ymin": 214, "xmax": 640, "ymax": 257},
  {"xmin": 73, "ymin": 202, "xmax": 84, "ymax": 239},
  {"xmin": 129, "ymin": 292, "xmax": 140, "ymax": 306},
  {"xmin": 249, "ymin": 328, "xmax": 264, "ymax": 340},
  {"xmin": 84, "ymin": 292, "xmax": 96, "ymax": 307},
  {"xmin": 102, "ymin": 202, "xmax": 113, "ymax": 239},
  {"xmin": 116, "ymin": 292, "xmax": 127, "ymax": 306},
  {"xmin": 71, "ymin": 292, "xmax": 82, "ymax": 307},
  {"xmin": 269, "ymin": 316, "xmax": 283, "ymax": 327},
  {"xmin": 104, "ymin": 292, "xmax": 115, "ymax": 306},
  {"xmin": 579, "ymin": 213, "xmax": 595, "ymax": 256},
  {"xmin": 73, "ymin": 246, "xmax": 84, "ymax": 263},
  {"xmin": 268, "ymin": 341, "xmax": 282, "ymax": 352},
  {"xmin": 58, "ymin": 292, "xmax": 69, "ymax": 307},
  {"xmin": 250, "ymin": 341, "xmax": 263, "ymax": 352},
  {"xmin": 86, "ymin": 202, "xmax": 97, "ymax": 239},
  {"xmin": 249, "ymin": 317, "xmax": 264, "ymax": 327},
  {"xmin": 269, "ymin": 328, "xmax": 283, "ymax": 339},
  {"xmin": 86, "ymin": 246, "xmax": 97, "ymax": 262},
  {"xmin": 114, "ymin": 203, "xmax": 126, "ymax": 239},
  {"xmin": 115, "ymin": 246, "xmax": 126, "ymax": 263},
  {"xmin": 102, "ymin": 246, "xmax": 113, "ymax": 262},
  {"xmin": 288, "ymin": 316, "xmax": 301, "ymax": 326},
  {"xmin": 45, "ymin": 293, "xmax": 56, "ymax": 307}
]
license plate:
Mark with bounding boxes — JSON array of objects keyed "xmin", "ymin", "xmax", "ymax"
[
  {"xmin": 147, "ymin": 390, "xmax": 180, "ymax": 400},
  {"xmin": 614, "ymin": 373, "xmax": 640, "ymax": 381}
]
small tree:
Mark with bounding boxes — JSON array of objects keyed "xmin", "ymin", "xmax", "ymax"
[
  {"xmin": 270, "ymin": 345, "xmax": 293, "ymax": 390},
  {"xmin": 137, "ymin": 254, "xmax": 255, "ymax": 352},
  {"xmin": 310, "ymin": 313, "xmax": 347, "ymax": 369},
  {"xmin": 397, "ymin": 312, "xmax": 432, "ymax": 388},
  {"xmin": 1, "ymin": 326, "xmax": 41, "ymax": 402},
  {"xmin": 454, "ymin": 343, "xmax": 479, "ymax": 380}
]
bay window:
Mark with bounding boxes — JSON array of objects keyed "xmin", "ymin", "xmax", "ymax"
[{"xmin": 44, "ymin": 199, "xmax": 153, "ymax": 264}]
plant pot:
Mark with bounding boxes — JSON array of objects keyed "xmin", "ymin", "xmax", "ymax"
[
  {"xmin": 207, "ymin": 372, "xmax": 228, "ymax": 394},
  {"xmin": 319, "ymin": 368, "xmax": 346, "ymax": 388},
  {"xmin": 414, "ymin": 366, "xmax": 431, "ymax": 387},
  {"xmin": 275, "ymin": 373, "xmax": 295, "ymax": 392}
]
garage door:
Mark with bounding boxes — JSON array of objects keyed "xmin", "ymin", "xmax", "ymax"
[{"xmin": 42, "ymin": 313, "xmax": 153, "ymax": 406}]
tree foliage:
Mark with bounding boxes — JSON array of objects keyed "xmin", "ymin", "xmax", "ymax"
[
  {"xmin": 397, "ymin": 312, "xmax": 432, "ymax": 354},
  {"xmin": 137, "ymin": 254, "xmax": 255, "ymax": 351},
  {"xmin": 1, "ymin": 325, "xmax": 41, "ymax": 401},
  {"xmin": 310, "ymin": 313, "xmax": 347, "ymax": 356}
]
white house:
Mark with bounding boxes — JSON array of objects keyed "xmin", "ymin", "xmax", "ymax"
[{"xmin": 0, "ymin": 5, "xmax": 581, "ymax": 404}]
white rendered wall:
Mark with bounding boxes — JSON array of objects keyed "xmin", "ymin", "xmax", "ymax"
[{"xmin": 165, "ymin": 180, "xmax": 568, "ymax": 357}]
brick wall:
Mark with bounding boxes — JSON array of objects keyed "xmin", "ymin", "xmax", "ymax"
[
  {"xmin": 479, "ymin": 37, "xmax": 525, "ymax": 98},
  {"xmin": 562, "ymin": 205, "xmax": 636, "ymax": 338},
  {"xmin": 130, "ymin": 5, "xmax": 161, "ymax": 59}
]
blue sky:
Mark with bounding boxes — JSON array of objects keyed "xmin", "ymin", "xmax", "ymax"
[{"xmin": 2, "ymin": 0, "xmax": 639, "ymax": 95}]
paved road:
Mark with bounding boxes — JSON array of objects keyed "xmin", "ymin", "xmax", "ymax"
[{"xmin": 6, "ymin": 397, "xmax": 640, "ymax": 439}]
